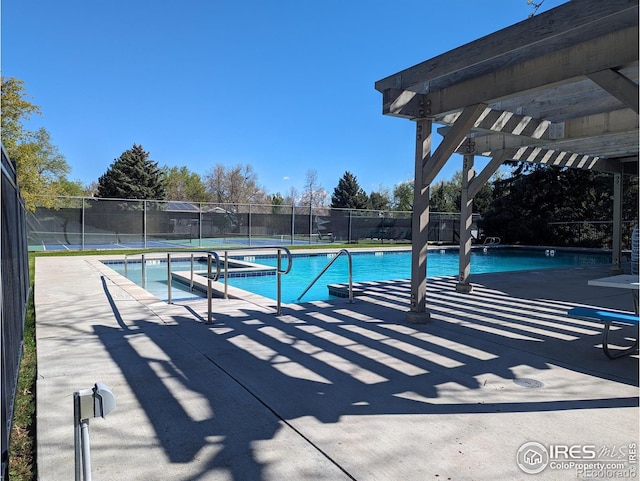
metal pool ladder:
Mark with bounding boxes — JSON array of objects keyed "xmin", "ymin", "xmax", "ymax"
[
  {"xmin": 220, "ymin": 246, "xmax": 293, "ymax": 316},
  {"xmin": 124, "ymin": 251, "xmax": 222, "ymax": 323},
  {"xmin": 297, "ymin": 249, "xmax": 354, "ymax": 303},
  {"xmin": 124, "ymin": 247, "xmax": 293, "ymax": 318}
]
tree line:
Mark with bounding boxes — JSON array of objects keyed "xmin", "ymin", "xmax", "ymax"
[
  {"xmin": 2, "ymin": 76, "xmax": 637, "ymax": 247},
  {"xmin": 94, "ymin": 143, "xmax": 417, "ymax": 211},
  {"xmin": 76, "ymin": 142, "xmax": 496, "ymax": 216}
]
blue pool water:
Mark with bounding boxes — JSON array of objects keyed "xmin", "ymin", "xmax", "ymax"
[{"xmin": 107, "ymin": 248, "xmax": 610, "ymax": 303}]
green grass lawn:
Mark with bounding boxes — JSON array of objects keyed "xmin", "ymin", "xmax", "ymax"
[{"xmin": 9, "ymin": 255, "xmax": 36, "ymax": 481}]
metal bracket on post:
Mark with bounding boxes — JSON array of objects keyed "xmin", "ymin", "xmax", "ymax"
[{"xmin": 74, "ymin": 383, "xmax": 116, "ymax": 481}]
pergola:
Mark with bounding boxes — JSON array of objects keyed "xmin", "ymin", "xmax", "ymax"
[{"xmin": 375, "ymin": 0, "xmax": 639, "ymax": 323}]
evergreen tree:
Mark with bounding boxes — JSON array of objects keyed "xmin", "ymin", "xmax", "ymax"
[
  {"xmin": 480, "ymin": 165, "xmax": 637, "ymax": 246},
  {"xmin": 269, "ymin": 192, "xmax": 286, "ymax": 213},
  {"xmin": 368, "ymin": 190, "xmax": 391, "ymax": 211},
  {"xmin": 429, "ymin": 180, "xmax": 457, "ymax": 212},
  {"xmin": 97, "ymin": 144, "xmax": 166, "ymax": 199},
  {"xmin": 331, "ymin": 171, "xmax": 368, "ymax": 209}
]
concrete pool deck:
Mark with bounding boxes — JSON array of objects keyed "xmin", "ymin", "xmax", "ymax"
[{"xmin": 35, "ymin": 255, "xmax": 638, "ymax": 481}]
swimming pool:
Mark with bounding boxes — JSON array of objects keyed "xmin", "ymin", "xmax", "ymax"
[{"xmin": 106, "ymin": 247, "xmax": 611, "ymax": 303}]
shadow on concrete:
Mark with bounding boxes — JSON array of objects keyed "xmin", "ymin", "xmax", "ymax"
[{"xmin": 93, "ymin": 268, "xmax": 638, "ymax": 480}]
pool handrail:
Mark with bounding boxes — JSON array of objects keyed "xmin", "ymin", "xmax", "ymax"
[
  {"xmin": 123, "ymin": 246, "xmax": 293, "ymax": 317},
  {"xmin": 221, "ymin": 246, "xmax": 293, "ymax": 315},
  {"xmin": 123, "ymin": 251, "xmax": 221, "ymax": 323},
  {"xmin": 124, "ymin": 251, "xmax": 222, "ymax": 283},
  {"xmin": 297, "ymin": 249, "xmax": 353, "ymax": 303}
]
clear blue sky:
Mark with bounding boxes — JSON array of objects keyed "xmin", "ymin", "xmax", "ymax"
[{"xmin": 2, "ymin": 0, "xmax": 567, "ymax": 198}]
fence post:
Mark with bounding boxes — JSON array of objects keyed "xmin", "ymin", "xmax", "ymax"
[
  {"xmin": 198, "ymin": 203, "xmax": 203, "ymax": 247},
  {"xmin": 82, "ymin": 197, "xmax": 86, "ymax": 250},
  {"xmin": 309, "ymin": 206, "xmax": 313, "ymax": 244},
  {"xmin": 611, "ymin": 172, "xmax": 623, "ymax": 274},
  {"xmin": 291, "ymin": 205, "xmax": 295, "ymax": 245},
  {"xmin": 143, "ymin": 200, "xmax": 147, "ymax": 249}
]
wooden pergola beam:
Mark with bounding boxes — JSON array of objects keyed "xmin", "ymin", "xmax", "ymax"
[
  {"xmin": 375, "ymin": 0, "xmax": 638, "ymax": 95},
  {"xmin": 382, "ymin": 89, "xmax": 427, "ymax": 119},
  {"xmin": 422, "ymin": 104, "xmax": 487, "ymax": 186},
  {"xmin": 425, "ymin": 26, "xmax": 638, "ymax": 117},
  {"xmin": 467, "ymin": 149, "xmax": 516, "ymax": 199},
  {"xmin": 446, "ymin": 108, "xmax": 638, "ymax": 167},
  {"xmin": 439, "ymin": 108, "xmax": 554, "ymax": 140},
  {"xmin": 588, "ymin": 69, "xmax": 640, "ymax": 113}
]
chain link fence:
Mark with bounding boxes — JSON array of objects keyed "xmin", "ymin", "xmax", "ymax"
[
  {"xmin": 26, "ymin": 196, "xmax": 636, "ymax": 252},
  {"xmin": 1, "ymin": 145, "xmax": 30, "ymax": 479},
  {"xmin": 27, "ymin": 197, "xmax": 482, "ymax": 251}
]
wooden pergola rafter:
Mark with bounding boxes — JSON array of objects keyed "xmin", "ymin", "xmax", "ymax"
[{"xmin": 375, "ymin": 0, "xmax": 639, "ymax": 323}]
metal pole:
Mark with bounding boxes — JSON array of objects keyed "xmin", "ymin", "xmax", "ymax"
[
  {"xmin": 74, "ymin": 393, "xmax": 81, "ymax": 481},
  {"xmin": 611, "ymin": 172, "xmax": 623, "ymax": 274},
  {"xmin": 277, "ymin": 249, "xmax": 282, "ymax": 315},
  {"xmin": 346, "ymin": 250, "xmax": 353, "ymax": 303},
  {"xmin": 248, "ymin": 204, "xmax": 252, "ymax": 246},
  {"xmin": 81, "ymin": 197, "xmax": 86, "ymax": 250},
  {"xmin": 143, "ymin": 200, "xmax": 147, "ymax": 249},
  {"xmin": 190, "ymin": 254, "xmax": 194, "ymax": 291},
  {"xmin": 291, "ymin": 205, "xmax": 295, "ymax": 245},
  {"xmin": 74, "ymin": 392, "xmax": 92, "ymax": 481},
  {"xmin": 141, "ymin": 254, "xmax": 146, "ymax": 289},
  {"xmin": 224, "ymin": 251, "xmax": 229, "ymax": 299},
  {"xmin": 199, "ymin": 203, "xmax": 203, "ymax": 247},
  {"xmin": 309, "ymin": 206, "xmax": 313, "ymax": 244},
  {"xmin": 81, "ymin": 420, "xmax": 92, "ymax": 481},
  {"xmin": 206, "ymin": 254, "xmax": 213, "ymax": 324},
  {"xmin": 167, "ymin": 253, "xmax": 172, "ymax": 304}
]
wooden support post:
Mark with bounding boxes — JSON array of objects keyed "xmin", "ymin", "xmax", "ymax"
[
  {"xmin": 457, "ymin": 152, "xmax": 474, "ymax": 293},
  {"xmin": 611, "ymin": 172, "xmax": 623, "ymax": 274},
  {"xmin": 406, "ymin": 118, "xmax": 432, "ymax": 324}
]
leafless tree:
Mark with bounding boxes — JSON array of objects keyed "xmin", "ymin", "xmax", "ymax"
[
  {"xmin": 285, "ymin": 186, "xmax": 299, "ymax": 206},
  {"xmin": 204, "ymin": 163, "xmax": 265, "ymax": 209},
  {"xmin": 299, "ymin": 169, "xmax": 327, "ymax": 207}
]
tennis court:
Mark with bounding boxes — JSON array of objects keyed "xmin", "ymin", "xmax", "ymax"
[{"xmin": 28, "ymin": 234, "xmax": 319, "ymax": 251}]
